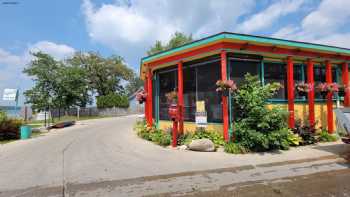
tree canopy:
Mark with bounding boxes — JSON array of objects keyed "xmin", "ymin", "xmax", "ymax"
[
  {"xmin": 23, "ymin": 52, "xmax": 138, "ymax": 112},
  {"xmin": 147, "ymin": 32, "xmax": 193, "ymax": 55}
]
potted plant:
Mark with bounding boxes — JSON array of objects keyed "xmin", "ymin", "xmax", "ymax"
[
  {"xmin": 166, "ymin": 90, "xmax": 178, "ymax": 104},
  {"xmin": 316, "ymin": 82, "xmax": 339, "ymax": 98},
  {"xmin": 295, "ymin": 82, "xmax": 312, "ymax": 97},
  {"xmin": 216, "ymin": 79, "xmax": 237, "ymax": 97},
  {"xmin": 136, "ymin": 90, "xmax": 147, "ymax": 104}
]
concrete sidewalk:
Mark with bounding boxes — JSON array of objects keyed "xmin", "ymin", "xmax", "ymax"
[{"xmin": 0, "ymin": 115, "xmax": 349, "ymax": 196}]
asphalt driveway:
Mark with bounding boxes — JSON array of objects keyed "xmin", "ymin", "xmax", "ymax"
[{"xmin": 0, "ymin": 115, "xmax": 349, "ymax": 196}]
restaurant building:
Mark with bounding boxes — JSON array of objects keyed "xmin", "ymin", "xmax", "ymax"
[{"xmin": 140, "ymin": 32, "xmax": 350, "ymax": 141}]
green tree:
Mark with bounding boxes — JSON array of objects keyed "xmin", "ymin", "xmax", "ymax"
[
  {"xmin": 23, "ymin": 52, "xmax": 91, "ymax": 112},
  {"xmin": 126, "ymin": 73, "xmax": 144, "ymax": 96},
  {"xmin": 147, "ymin": 32, "xmax": 193, "ymax": 55},
  {"xmin": 68, "ymin": 52, "xmax": 134, "ymax": 96}
]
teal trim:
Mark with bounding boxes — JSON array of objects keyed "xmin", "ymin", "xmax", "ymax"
[
  {"xmin": 141, "ymin": 32, "xmax": 350, "ymax": 64},
  {"xmin": 266, "ymin": 98, "xmax": 338, "ymax": 104},
  {"xmin": 154, "ymin": 73, "xmax": 160, "ymax": 128},
  {"xmin": 261, "ymin": 61, "xmax": 265, "ymax": 85},
  {"xmin": 301, "ymin": 64, "xmax": 305, "ymax": 82},
  {"xmin": 227, "ymin": 56, "xmax": 233, "ymax": 140}
]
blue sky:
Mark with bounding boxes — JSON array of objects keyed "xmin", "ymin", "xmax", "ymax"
[{"xmin": 1, "ymin": 0, "xmax": 350, "ymax": 105}]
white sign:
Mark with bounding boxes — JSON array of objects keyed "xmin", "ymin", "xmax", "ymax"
[
  {"xmin": 195, "ymin": 112, "xmax": 207, "ymax": 128},
  {"xmin": 3, "ymin": 89, "xmax": 18, "ymax": 101}
]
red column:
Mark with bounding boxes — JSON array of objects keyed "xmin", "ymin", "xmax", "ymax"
[
  {"xmin": 177, "ymin": 61, "xmax": 184, "ymax": 134},
  {"xmin": 221, "ymin": 50, "xmax": 229, "ymax": 142},
  {"xmin": 325, "ymin": 60, "xmax": 334, "ymax": 133},
  {"xmin": 307, "ymin": 59, "xmax": 315, "ymax": 126},
  {"xmin": 287, "ymin": 56, "xmax": 295, "ymax": 128},
  {"xmin": 147, "ymin": 69, "xmax": 153, "ymax": 127},
  {"xmin": 144, "ymin": 75, "xmax": 148, "ymax": 124},
  {"xmin": 342, "ymin": 62, "xmax": 350, "ymax": 107}
]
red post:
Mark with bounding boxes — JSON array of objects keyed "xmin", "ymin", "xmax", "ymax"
[
  {"xmin": 307, "ymin": 59, "xmax": 315, "ymax": 126},
  {"xmin": 172, "ymin": 120, "xmax": 178, "ymax": 147},
  {"xmin": 221, "ymin": 50, "xmax": 229, "ymax": 142},
  {"xmin": 177, "ymin": 61, "xmax": 184, "ymax": 134},
  {"xmin": 325, "ymin": 60, "xmax": 334, "ymax": 133},
  {"xmin": 287, "ymin": 56, "xmax": 295, "ymax": 128},
  {"xmin": 342, "ymin": 62, "xmax": 350, "ymax": 107},
  {"xmin": 144, "ymin": 75, "xmax": 148, "ymax": 124},
  {"xmin": 147, "ymin": 69, "xmax": 153, "ymax": 127}
]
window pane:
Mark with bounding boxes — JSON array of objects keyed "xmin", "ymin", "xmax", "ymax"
[
  {"xmin": 294, "ymin": 65, "xmax": 305, "ymax": 99},
  {"xmin": 313, "ymin": 66, "xmax": 337, "ymax": 99},
  {"xmin": 183, "ymin": 66, "xmax": 196, "ymax": 121},
  {"xmin": 264, "ymin": 62, "xmax": 287, "ymax": 99},
  {"xmin": 158, "ymin": 70, "xmax": 177, "ymax": 120},
  {"xmin": 196, "ymin": 61, "xmax": 222, "ymax": 123},
  {"xmin": 229, "ymin": 60, "xmax": 259, "ymax": 86}
]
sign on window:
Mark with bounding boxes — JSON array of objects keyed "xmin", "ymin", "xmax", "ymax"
[{"xmin": 195, "ymin": 100, "xmax": 207, "ymax": 127}]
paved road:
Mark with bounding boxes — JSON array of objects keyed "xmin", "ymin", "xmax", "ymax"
[{"xmin": 0, "ymin": 115, "xmax": 349, "ymax": 196}]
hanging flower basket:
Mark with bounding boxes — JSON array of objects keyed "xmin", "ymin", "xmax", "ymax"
[
  {"xmin": 216, "ymin": 79, "xmax": 237, "ymax": 97},
  {"xmin": 136, "ymin": 90, "xmax": 147, "ymax": 104},
  {"xmin": 316, "ymin": 83, "xmax": 339, "ymax": 98},
  {"xmin": 295, "ymin": 82, "xmax": 312, "ymax": 97},
  {"xmin": 166, "ymin": 90, "xmax": 178, "ymax": 105}
]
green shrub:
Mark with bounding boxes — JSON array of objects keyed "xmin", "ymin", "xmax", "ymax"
[
  {"xmin": 318, "ymin": 130, "xmax": 339, "ymax": 142},
  {"xmin": 96, "ymin": 93, "xmax": 129, "ymax": 108},
  {"xmin": 292, "ymin": 119, "xmax": 317, "ymax": 145},
  {"xmin": 287, "ymin": 131, "xmax": 303, "ymax": 146},
  {"xmin": 134, "ymin": 121, "xmax": 171, "ymax": 146},
  {"xmin": 0, "ymin": 111, "xmax": 23, "ymax": 140},
  {"xmin": 224, "ymin": 143, "xmax": 248, "ymax": 154},
  {"xmin": 233, "ymin": 74, "xmax": 290, "ymax": 152},
  {"xmin": 192, "ymin": 128, "xmax": 225, "ymax": 147},
  {"xmin": 177, "ymin": 132, "xmax": 193, "ymax": 146}
]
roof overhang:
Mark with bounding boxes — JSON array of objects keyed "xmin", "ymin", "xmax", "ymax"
[{"xmin": 140, "ymin": 32, "xmax": 350, "ymax": 79}]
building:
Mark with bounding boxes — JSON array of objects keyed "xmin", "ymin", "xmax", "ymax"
[{"xmin": 140, "ymin": 32, "xmax": 350, "ymax": 141}]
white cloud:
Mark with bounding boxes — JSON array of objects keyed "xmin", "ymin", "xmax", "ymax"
[
  {"xmin": 82, "ymin": 0, "xmax": 255, "ymax": 60},
  {"xmin": 0, "ymin": 41, "xmax": 75, "ymax": 105},
  {"xmin": 236, "ymin": 0, "xmax": 306, "ymax": 33},
  {"xmin": 0, "ymin": 48, "xmax": 24, "ymax": 67},
  {"xmin": 272, "ymin": 0, "xmax": 350, "ymax": 48},
  {"xmin": 28, "ymin": 41, "xmax": 75, "ymax": 60}
]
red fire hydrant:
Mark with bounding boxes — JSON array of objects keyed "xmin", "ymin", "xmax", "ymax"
[{"xmin": 168, "ymin": 103, "xmax": 178, "ymax": 147}]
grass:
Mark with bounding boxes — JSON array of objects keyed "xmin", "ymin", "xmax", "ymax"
[{"xmin": 28, "ymin": 115, "xmax": 108, "ymax": 125}]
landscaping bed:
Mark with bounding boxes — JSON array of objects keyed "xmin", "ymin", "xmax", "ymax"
[{"xmin": 135, "ymin": 74, "xmax": 341, "ymax": 154}]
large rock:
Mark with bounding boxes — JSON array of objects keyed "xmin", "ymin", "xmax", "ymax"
[{"xmin": 188, "ymin": 139, "xmax": 215, "ymax": 152}]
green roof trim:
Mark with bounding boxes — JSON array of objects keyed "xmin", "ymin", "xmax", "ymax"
[{"xmin": 141, "ymin": 32, "xmax": 350, "ymax": 64}]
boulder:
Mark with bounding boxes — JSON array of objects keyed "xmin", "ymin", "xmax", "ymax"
[{"xmin": 188, "ymin": 139, "xmax": 215, "ymax": 152}]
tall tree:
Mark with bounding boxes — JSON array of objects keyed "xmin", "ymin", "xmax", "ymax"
[
  {"xmin": 147, "ymin": 32, "xmax": 193, "ymax": 55},
  {"xmin": 126, "ymin": 73, "xmax": 144, "ymax": 96},
  {"xmin": 23, "ymin": 52, "xmax": 90, "ymax": 112},
  {"xmin": 68, "ymin": 52, "xmax": 134, "ymax": 96}
]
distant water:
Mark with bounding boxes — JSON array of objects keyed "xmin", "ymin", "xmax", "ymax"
[{"xmin": 0, "ymin": 106, "xmax": 21, "ymax": 117}]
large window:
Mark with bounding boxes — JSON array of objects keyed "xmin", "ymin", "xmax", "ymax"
[
  {"xmin": 294, "ymin": 64, "xmax": 305, "ymax": 99},
  {"xmin": 183, "ymin": 59, "xmax": 222, "ymax": 123},
  {"xmin": 229, "ymin": 59, "xmax": 259, "ymax": 86},
  {"xmin": 158, "ymin": 68, "xmax": 177, "ymax": 120},
  {"xmin": 264, "ymin": 62, "xmax": 287, "ymax": 99}
]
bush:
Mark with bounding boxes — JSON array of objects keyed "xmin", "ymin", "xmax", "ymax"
[
  {"xmin": 233, "ymin": 74, "xmax": 290, "ymax": 152},
  {"xmin": 192, "ymin": 128, "xmax": 225, "ymax": 147},
  {"xmin": 134, "ymin": 121, "xmax": 171, "ymax": 147},
  {"xmin": 224, "ymin": 143, "xmax": 248, "ymax": 154},
  {"xmin": 292, "ymin": 119, "xmax": 317, "ymax": 145},
  {"xmin": 318, "ymin": 130, "xmax": 339, "ymax": 142},
  {"xmin": 287, "ymin": 131, "xmax": 303, "ymax": 146},
  {"xmin": 96, "ymin": 93, "xmax": 129, "ymax": 108},
  {"xmin": 0, "ymin": 111, "xmax": 23, "ymax": 140}
]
